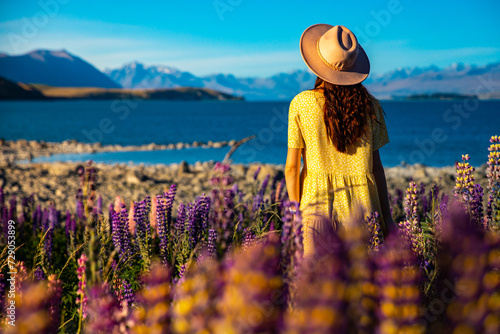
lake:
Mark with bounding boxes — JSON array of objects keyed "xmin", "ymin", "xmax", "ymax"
[{"xmin": 1, "ymin": 99, "xmax": 498, "ymax": 167}]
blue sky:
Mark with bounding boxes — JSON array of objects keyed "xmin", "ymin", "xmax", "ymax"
[{"xmin": 0, "ymin": 0, "xmax": 499, "ymax": 77}]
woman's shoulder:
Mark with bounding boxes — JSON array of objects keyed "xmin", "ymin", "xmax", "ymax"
[{"xmin": 290, "ymin": 89, "xmax": 322, "ymax": 106}]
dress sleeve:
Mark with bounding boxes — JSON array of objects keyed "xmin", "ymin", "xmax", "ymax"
[
  {"xmin": 287, "ymin": 95, "xmax": 305, "ymax": 149},
  {"xmin": 372, "ymin": 99, "xmax": 389, "ymax": 151}
]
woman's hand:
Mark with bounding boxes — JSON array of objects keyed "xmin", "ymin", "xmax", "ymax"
[{"xmin": 285, "ymin": 148, "xmax": 303, "ymax": 203}]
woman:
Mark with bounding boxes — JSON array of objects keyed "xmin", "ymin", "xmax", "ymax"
[{"xmin": 285, "ymin": 24, "xmax": 397, "ymax": 256}]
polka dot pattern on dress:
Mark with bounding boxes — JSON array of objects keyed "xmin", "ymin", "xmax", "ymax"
[{"xmin": 287, "ymin": 89, "xmax": 389, "ymax": 257}]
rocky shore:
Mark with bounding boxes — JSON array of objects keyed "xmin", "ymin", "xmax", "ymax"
[
  {"xmin": 0, "ymin": 157, "xmax": 489, "ymax": 219},
  {"xmin": 0, "ymin": 138, "xmax": 237, "ymax": 163}
]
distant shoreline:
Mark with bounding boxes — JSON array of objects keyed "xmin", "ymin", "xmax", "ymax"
[
  {"xmin": 0, "ymin": 138, "xmax": 239, "ymax": 164},
  {"xmin": 0, "ymin": 76, "xmax": 245, "ymax": 101}
]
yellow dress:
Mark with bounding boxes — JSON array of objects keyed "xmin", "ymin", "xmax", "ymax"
[{"xmin": 287, "ymin": 89, "xmax": 389, "ymax": 256}]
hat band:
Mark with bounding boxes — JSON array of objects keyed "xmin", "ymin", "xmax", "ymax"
[{"xmin": 316, "ymin": 40, "xmax": 354, "ymax": 71}]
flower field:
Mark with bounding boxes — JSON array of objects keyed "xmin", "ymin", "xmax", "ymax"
[{"xmin": 0, "ymin": 136, "xmax": 499, "ymax": 334}]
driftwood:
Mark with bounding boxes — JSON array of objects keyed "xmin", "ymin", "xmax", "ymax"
[{"xmin": 222, "ymin": 135, "xmax": 256, "ymax": 164}]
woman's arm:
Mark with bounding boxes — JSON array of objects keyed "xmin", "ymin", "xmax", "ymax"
[
  {"xmin": 285, "ymin": 147, "xmax": 302, "ymax": 203},
  {"xmin": 373, "ymin": 150, "xmax": 398, "ymax": 236},
  {"xmin": 299, "ymin": 149, "xmax": 307, "ymax": 200}
]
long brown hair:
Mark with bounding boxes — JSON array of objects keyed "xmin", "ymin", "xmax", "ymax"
[{"xmin": 314, "ymin": 77, "xmax": 376, "ymax": 153}]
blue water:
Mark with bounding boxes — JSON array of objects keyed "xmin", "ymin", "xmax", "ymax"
[{"xmin": 1, "ymin": 99, "xmax": 498, "ymax": 167}]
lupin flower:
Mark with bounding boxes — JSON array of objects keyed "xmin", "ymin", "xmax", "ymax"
[
  {"xmin": 134, "ymin": 199, "xmax": 151, "ymax": 266},
  {"xmin": 111, "ymin": 203, "xmax": 132, "ymax": 260},
  {"xmin": 486, "ymin": 135, "xmax": 500, "ymax": 229},
  {"xmin": 213, "ymin": 232, "xmax": 285, "ymax": 333},
  {"xmin": 343, "ymin": 210, "xmax": 379, "ymax": 333},
  {"xmin": 42, "ymin": 207, "xmax": 49, "ymax": 229},
  {"xmin": 253, "ymin": 174, "xmax": 270, "ymax": 213},
  {"xmin": 76, "ymin": 197, "xmax": 85, "ymax": 221},
  {"xmin": 486, "ymin": 135, "xmax": 500, "ymax": 189},
  {"xmin": 285, "ymin": 215, "xmax": 348, "ymax": 333},
  {"xmin": 374, "ymin": 233, "xmax": 424, "ymax": 333},
  {"xmin": 96, "ymin": 195, "xmax": 103, "ymax": 214},
  {"xmin": 364, "ymin": 211, "xmax": 382, "ymax": 252},
  {"xmin": 176, "ymin": 263, "xmax": 187, "ymax": 283},
  {"xmin": 128, "ymin": 200, "xmax": 136, "ymax": 234},
  {"xmin": 175, "ymin": 202, "xmax": 187, "ymax": 238},
  {"xmin": 15, "ymin": 261, "xmax": 29, "ymax": 290},
  {"xmin": 4, "ymin": 280, "xmax": 56, "ymax": 334},
  {"xmin": 133, "ymin": 262, "xmax": 173, "ymax": 333},
  {"xmin": 280, "ymin": 200, "xmax": 303, "ymax": 293},
  {"xmin": 232, "ymin": 183, "xmax": 244, "ymax": 203},
  {"xmin": 253, "ymin": 166, "xmax": 261, "ymax": 181},
  {"xmin": 108, "ymin": 202, "xmax": 115, "ymax": 233},
  {"xmin": 399, "ymin": 181, "xmax": 423, "ymax": 256},
  {"xmin": 42, "ymin": 204, "xmax": 57, "ymax": 265},
  {"xmin": 34, "ymin": 266, "xmax": 46, "ymax": 280},
  {"xmin": 208, "ymin": 228, "xmax": 217, "ymax": 257},
  {"xmin": 76, "ymin": 253, "xmax": 89, "ymax": 327},
  {"xmin": 122, "ymin": 279, "xmax": 135, "ymax": 306},
  {"xmin": 156, "ymin": 194, "xmax": 169, "ymax": 263},
  {"xmin": 173, "ymin": 257, "xmax": 222, "ymax": 333},
  {"xmin": 241, "ymin": 227, "xmax": 256, "ymax": 251},
  {"xmin": 454, "ymin": 154, "xmax": 475, "ymax": 200},
  {"xmin": 47, "ymin": 274, "xmax": 63, "ymax": 333},
  {"xmin": 164, "ymin": 184, "xmax": 177, "ymax": 226},
  {"xmin": 33, "ymin": 204, "xmax": 42, "ymax": 232},
  {"xmin": 436, "ymin": 205, "xmax": 500, "ymax": 333},
  {"xmin": 158, "ymin": 185, "xmax": 177, "ymax": 264},
  {"xmin": 149, "ymin": 195, "xmax": 158, "ymax": 234},
  {"xmin": 208, "ymin": 162, "xmax": 236, "ymax": 255},
  {"xmin": 86, "ymin": 283, "xmax": 132, "ymax": 334},
  {"xmin": 65, "ymin": 209, "xmax": 71, "ymax": 237},
  {"xmin": 186, "ymin": 195, "xmax": 210, "ymax": 250},
  {"xmin": 120, "ymin": 203, "xmax": 132, "ymax": 258},
  {"xmin": 454, "ymin": 153, "xmax": 487, "ymax": 230},
  {"xmin": 470, "ymin": 183, "xmax": 485, "ymax": 229}
]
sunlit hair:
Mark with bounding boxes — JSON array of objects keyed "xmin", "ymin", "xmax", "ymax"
[{"xmin": 314, "ymin": 77, "xmax": 377, "ymax": 153}]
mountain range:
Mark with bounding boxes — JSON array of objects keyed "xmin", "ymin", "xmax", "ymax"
[{"xmin": 1, "ymin": 49, "xmax": 499, "ymax": 101}]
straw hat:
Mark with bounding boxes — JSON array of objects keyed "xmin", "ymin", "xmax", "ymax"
[{"xmin": 300, "ymin": 24, "xmax": 370, "ymax": 85}]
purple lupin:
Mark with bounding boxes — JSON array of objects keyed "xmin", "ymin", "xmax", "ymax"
[
  {"xmin": 164, "ymin": 184, "xmax": 177, "ymax": 227},
  {"xmin": 175, "ymin": 202, "xmax": 186, "ymax": 238},
  {"xmin": 65, "ymin": 210, "xmax": 72, "ymax": 238},
  {"xmin": 156, "ymin": 194, "xmax": 169, "ymax": 264},
  {"xmin": 207, "ymin": 228, "xmax": 217, "ymax": 257}
]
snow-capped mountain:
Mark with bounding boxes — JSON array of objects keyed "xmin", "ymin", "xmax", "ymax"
[
  {"xmin": 0, "ymin": 49, "xmax": 120, "ymax": 89},
  {"xmin": 1, "ymin": 49, "xmax": 499, "ymax": 100},
  {"xmin": 106, "ymin": 61, "xmax": 500, "ymax": 100}
]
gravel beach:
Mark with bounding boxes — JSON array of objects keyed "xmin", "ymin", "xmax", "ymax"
[{"xmin": 0, "ymin": 139, "xmax": 489, "ymax": 217}]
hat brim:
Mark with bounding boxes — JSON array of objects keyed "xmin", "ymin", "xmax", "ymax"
[{"xmin": 300, "ymin": 24, "xmax": 370, "ymax": 85}]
